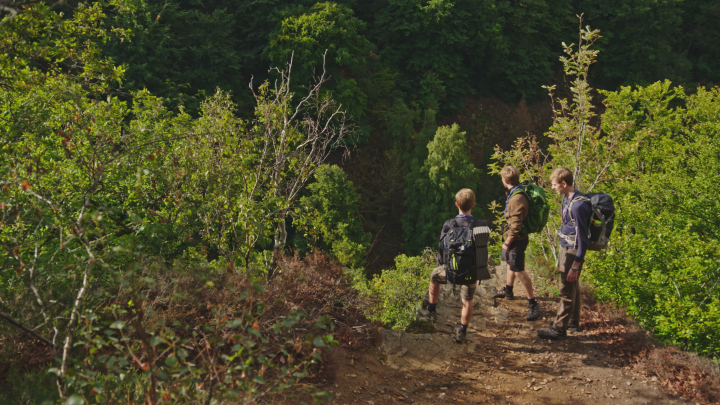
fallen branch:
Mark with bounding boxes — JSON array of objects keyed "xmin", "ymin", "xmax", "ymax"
[{"xmin": 0, "ymin": 310, "xmax": 54, "ymax": 348}]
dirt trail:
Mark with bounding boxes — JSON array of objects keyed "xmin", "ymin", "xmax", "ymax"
[{"xmin": 322, "ymin": 265, "xmax": 690, "ymax": 405}]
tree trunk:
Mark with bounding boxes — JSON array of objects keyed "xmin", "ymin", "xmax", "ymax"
[{"xmin": 269, "ymin": 211, "xmax": 287, "ymax": 279}]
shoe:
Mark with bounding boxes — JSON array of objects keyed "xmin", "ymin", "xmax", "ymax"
[
  {"xmin": 492, "ymin": 286, "xmax": 514, "ymax": 300},
  {"xmin": 568, "ymin": 321, "xmax": 582, "ymax": 332},
  {"xmin": 526, "ymin": 302, "xmax": 540, "ymax": 321},
  {"xmin": 416, "ymin": 308, "xmax": 438, "ymax": 322},
  {"xmin": 536, "ymin": 327, "xmax": 567, "ymax": 340},
  {"xmin": 453, "ymin": 325, "xmax": 466, "ymax": 343}
]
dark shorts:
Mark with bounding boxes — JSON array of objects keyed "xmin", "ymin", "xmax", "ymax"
[
  {"xmin": 430, "ymin": 266, "xmax": 476, "ymax": 301},
  {"xmin": 501, "ymin": 237, "xmax": 529, "ymax": 272}
]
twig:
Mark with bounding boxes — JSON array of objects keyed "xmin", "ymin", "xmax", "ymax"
[{"xmin": 0, "ymin": 310, "xmax": 54, "ymax": 347}]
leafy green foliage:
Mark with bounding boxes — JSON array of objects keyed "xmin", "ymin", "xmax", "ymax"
[
  {"xmin": 67, "ymin": 263, "xmax": 336, "ymax": 403},
  {"xmin": 576, "ymin": 0, "xmax": 690, "ymax": 89},
  {"xmin": 586, "ymin": 83, "xmax": 720, "ymax": 358},
  {"xmin": 298, "ymin": 165, "xmax": 370, "ymax": 267},
  {"xmin": 103, "ymin": 0, "xmax": 243, "ymax": 112},
  {"xmin": 267, "ymin": 2, "xmax": 370, "ymax": 75},
  {"xmin": 348, "ymin": 250, "xmax": 435, "ymax": 330},
  {"xmin": 267, "ymin": 2, "xmax": 372, "ymax": 123},
  {"xmin": 0, "ymin": 3, "xmax": 345, "ymax": 401},
  {"xmin": 403, "ymin": 123, "xmax": 479, "ymax": 254}
]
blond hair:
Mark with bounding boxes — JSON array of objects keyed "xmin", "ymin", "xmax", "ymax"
[
  {"xmin": 550, "ymin": 167, "xmax": 573, "ymax": 186},
  {"xmin": 500, "ymin": 165, "xmax": 521, "ymax": 186},
  {"xmin": 455, "ymin": 189, "xmax": 475, "ymax": 212}
]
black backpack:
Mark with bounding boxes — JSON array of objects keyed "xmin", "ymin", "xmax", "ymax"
[
  {"xmin": 563, "ymin": 192, "xmax": 616, "ymax": 251},
  {"xmin": 442, "ymin": 219, "xmax": 477, "ymax": 285}
]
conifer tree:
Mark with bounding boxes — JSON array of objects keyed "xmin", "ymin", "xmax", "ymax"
[{"xmin": 402, "ymin": 123, "xmax": 479, "ymax": 254}]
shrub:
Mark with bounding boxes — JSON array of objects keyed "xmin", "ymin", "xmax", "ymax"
[{"xmin": 349, "ymin": 250, "xmax": 436, "ymax": 330}]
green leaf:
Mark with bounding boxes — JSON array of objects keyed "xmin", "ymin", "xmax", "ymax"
[
  {"xmin": 165, "ymin": 355, "xmax": 178, "ymax": 367},
  {"xmin": 109, "ymin": 321, "xmax": 126, "ymax": 330},
  {"xmin": 64, "ymin": 395, "xmax": 85, "ymax": 405}
]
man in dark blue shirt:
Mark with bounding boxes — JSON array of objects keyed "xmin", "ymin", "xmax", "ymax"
[{"xmin": 537, "ymin": 167, "xmax": 592, "ymax": 340}]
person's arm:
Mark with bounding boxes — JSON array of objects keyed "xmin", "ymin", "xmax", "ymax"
[
  {"xmin": 503, "ymin": 195, "xmax": 527, "ymax": 250},
  {"xmin": 437, "ymin": 222, "xmax": 448, "ymax": 265},
  {"xmin": 572, "ymin": 201, "xmax": 592, "ymax": 263}
]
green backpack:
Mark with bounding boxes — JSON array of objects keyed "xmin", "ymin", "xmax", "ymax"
[{"xmin": 511, "ymin": 181, "xmax": 550, "ymax": 235}]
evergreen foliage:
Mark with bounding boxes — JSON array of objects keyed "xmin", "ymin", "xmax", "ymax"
[{"xmin": 402, "ymin": 123, "xmax": 479, "ymax": 254}]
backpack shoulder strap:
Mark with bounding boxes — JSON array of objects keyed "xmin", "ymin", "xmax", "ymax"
[{"xmin": 566, "ymin": 195, "xmax": 591, "ymax": 223}]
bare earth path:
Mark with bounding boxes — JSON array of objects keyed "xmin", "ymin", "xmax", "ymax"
[{"xmin": 321, "ymin": 265, "xmax": 691, "ymax": 405}]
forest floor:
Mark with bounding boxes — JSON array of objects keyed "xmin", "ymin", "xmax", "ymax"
[{"xmin": 300, "ymin": 265, "xmax": 718, "ymax": 405}]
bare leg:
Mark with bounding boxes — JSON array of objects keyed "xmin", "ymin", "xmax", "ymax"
[
  {"xmin": 514, "ymin": 270, "xmax": 535, "ymax": 300},
  {"xmin": 506, "ymin": 268, "xmax": 516, "ymax": 288},
  {"xmin": 429, "ymin": 280, "xmax": 440, "ymax": 304},
  {"xmin": 461, "ymin": 298, "xmax": 473, "ymax": 325}
]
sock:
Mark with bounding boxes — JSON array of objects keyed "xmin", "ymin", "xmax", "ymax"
[
  {"xmin": 460, "ymin": 324, "xmax": 468, "ymax": 334},
  {"xmin": 506, "ymin": 285, "xmax": 514, "ymax": 293},
  {"xmin": 428, "ymin": 303, "xmax": 437, "ymax": 312},
  {"xmin": 528, "ymin": 298, "xmax": 537, "ymax": 306}
]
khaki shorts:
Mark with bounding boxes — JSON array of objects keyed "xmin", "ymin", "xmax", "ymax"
[{"xmin": 431, "ymin": 266, "xmax": 477, "ymax": 301}]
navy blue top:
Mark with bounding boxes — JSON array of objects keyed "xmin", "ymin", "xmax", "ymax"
[{"xmin": 559, "ymin": 189, "xmax": 592, "ymax": 262}]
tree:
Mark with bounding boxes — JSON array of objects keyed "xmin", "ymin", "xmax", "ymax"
[
  {"xmin": 103, "ymin": 0, "xmax": 243, "ymax": 112},
  {"xmin": 576, "ymin": 0, "xmax": 690, "ymax": 89},
  {"xmin": 297, "ymin": 164, "xmax": 369, "ymax": 267},
  {"xmin": 249, "ymin": 54, "xmax": 353, "ymax": 278},
  {"xmin": 402, "ymin": 123, "xmax": 479, "ymax": 254}
]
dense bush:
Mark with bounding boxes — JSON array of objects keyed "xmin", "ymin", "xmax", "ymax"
[
  {"xmin": 297, "ymin": 164, "xmax": 370, "ymax": 267},
  {"xmin": 348, "ymin": 249, "xmax": 436, "ymax": 330},
  {"xmin": 0, "ymin": 2, "xmax": 356, "ymax": 402}
]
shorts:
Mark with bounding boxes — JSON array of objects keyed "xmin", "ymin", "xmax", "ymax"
[
  {"xmin": 431, "ymin": 266, "xmax": 476, "ymax": 301},
  {"xmin": 501, "ymin": 237, "xmax": 529, "ymax": 272}
]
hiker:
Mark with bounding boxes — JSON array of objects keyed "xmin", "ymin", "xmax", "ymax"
[
  {"xmin": 493, "ymin": 166, "xmax": 540, "ymax": 321},
  {"xmin": 537, "ymin": 167, "xmax": 592, "ymax": 340},
  {"xmin": 417, "ymin": 188, "xmax": 488, "ymax": 343}
]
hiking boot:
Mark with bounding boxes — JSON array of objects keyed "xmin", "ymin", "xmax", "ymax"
[
  {"xmin": 536, "ymin": 327, "xmax": 567, "ymax": 340},
  {"xmin": 416, "ymin": 308, "xmax": 438, "ymax": 322},
  {"xmin": 492, "ymin": 286, "xmax": 514, "ymax": 300},
  {"xmin": 453, "ymin": 325, "xmax": 466, "ymax": 343},
  {"xmin": 568, "ymin": 321, "xmax": 582, "ymax": 332},
  {"xmin": 526, "ymin": 302, "xmax": 540, "ymax": 321}
]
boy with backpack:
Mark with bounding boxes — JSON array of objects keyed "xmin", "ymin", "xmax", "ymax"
[
  {"xmin": 417, "ymin": 188, "xmax": 488, "ymax": 343},
  {"xmin": 493, "ymin": 166, "xmax": 540, "ymax": 321},
  {"xmin": 537, "ymin": 167, "xmax": 592, "ymax": 340}
]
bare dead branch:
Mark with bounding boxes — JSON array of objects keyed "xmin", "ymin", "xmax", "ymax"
[{"xmin": 0, "ymin": 309, "xmax": 54, "ymax": 347}]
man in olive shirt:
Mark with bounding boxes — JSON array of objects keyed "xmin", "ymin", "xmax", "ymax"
[{"xmin": 494, "ymin": 166, "xmax": 540, "ymax": 321}]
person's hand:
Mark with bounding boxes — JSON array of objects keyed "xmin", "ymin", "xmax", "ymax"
[
  {"xmin": 502, "ymin": 243, "xmax": 509, "ymax": 251},
  {"xmin": 566, "ymin": 265, "xmax": 580, "ymax": 282}
]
